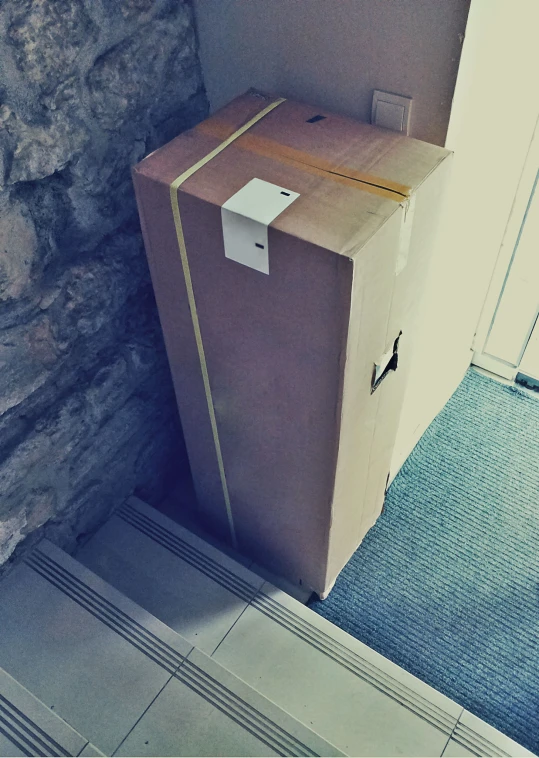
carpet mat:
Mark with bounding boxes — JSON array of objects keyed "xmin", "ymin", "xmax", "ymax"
[{"xmin": 310, "ymin": 369, "xmax": 539, "ymax": 753}]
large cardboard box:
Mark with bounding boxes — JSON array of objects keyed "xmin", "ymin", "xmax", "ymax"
[{"xmin": 133, "ymin": 91, "xmax": 451, "ymax": 598}]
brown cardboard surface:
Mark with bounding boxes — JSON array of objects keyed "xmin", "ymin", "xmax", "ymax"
[
  {"xmin": 196, "ymin": 120, "xmax": 410, "ymax": 201},
  {"xmin": 200, "ymin": 94, "xmax": 441, "ymax": 191},
  {"xmin": 133, "ymin": 90, "xmax": 451, "ymax": 596},
  {"xmin": 326, "ymin": 208, "xmax": 403, "ymax": 590},
  {"xmin": 179, "ymin": 192, "xmax": 353, "ymax": 585}
]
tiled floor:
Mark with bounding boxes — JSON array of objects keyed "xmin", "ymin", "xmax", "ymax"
[
  {"xmin": 0, "ymin": 537, "xmax": 340, "ymax": 757},
  {"xmin": 213, "ymin": 584, "xmax": 459, "ymax": 757},
  {"xmin": 76, "ymin": 497, "xmax": 535, "ymax": 758},
  {"xmin": 0, "ymin": 498, "xmax": 532, "ymax": 756},
  {"xmin": 155, "ymin": 485, "xmax": 313, "ymax": 603},
  {"xmin": 0, "ymin": 666, "xmax": 102, "ymax": 757},
  {"xmin": 115, "ymin": 649, "xmax": 342, "ymax": 757},
  {"xmin": 77, "ymin": 500, "xmax": 264, "ymax": 655},
  {"xmin": 0, "ymin": 541, "xmax": 190, "ymax": 755}
]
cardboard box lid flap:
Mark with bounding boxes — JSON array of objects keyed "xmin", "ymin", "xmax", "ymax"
[
  {"xmin": 135, "ymin": 91, "xmax": 450, "ymax": 256},
  {"xmin": 199, "ymin": 92, "xmax": 449, "ymax": 193}
]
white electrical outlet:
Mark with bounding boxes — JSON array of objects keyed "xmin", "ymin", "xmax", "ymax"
[{"xmin": 371, "ymin": 90, "xmax": 412, "ymax": 135}]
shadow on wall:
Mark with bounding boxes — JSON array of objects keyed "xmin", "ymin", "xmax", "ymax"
[
  {"xmin": 0, "ymin": 0, "xmax": 207, "ymax": 571},
  {"xmin": 193, "ymin": 0, "xmax": 470, "ymax": 147}
]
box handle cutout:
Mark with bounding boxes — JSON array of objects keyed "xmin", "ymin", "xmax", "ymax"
[
  {"xmin": 306, "ymin": 114, "xmax": 326, "ymax": 123},
  {"xmin": 255, "ymin": 243, "xmax": 264, "ymax": 249},
  {"xmin": 371, "ymin": 332, "xmax": 402, "ymax": 393}
]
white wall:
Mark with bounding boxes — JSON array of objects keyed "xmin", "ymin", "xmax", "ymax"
[
  {"xmin": 193, "ymin": 0, "xmax": 539, "ymax": 477},
  {"xmin": 193, "ymin": 0, "xmax": 469, "ymax": 146},
  {"xmin": 391, "ymin": 0, "xmax": 539, "ymax": 475}
]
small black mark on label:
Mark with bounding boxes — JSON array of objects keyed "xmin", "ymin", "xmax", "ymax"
[
  {"xmin": 306, "ymin": 114, "xmax": 326, "ymax": 123},
  {"xmin": 280, "ymin": 191, "xmax": 290, "ymax": 196},
  {"xmin": 255, "ymin": 243, "xmax": 264, "ymax": 249}
]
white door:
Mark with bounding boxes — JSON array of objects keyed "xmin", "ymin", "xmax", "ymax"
[
  {"xmin": 473, "ymin": 118, "xmax": 539, "ymax": 386},
  {"xmin": 519, "ymin": 314, "xmax": 539, "ymax": 385}
]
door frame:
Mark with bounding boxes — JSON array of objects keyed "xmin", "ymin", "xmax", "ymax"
[{"xmin": 472, "ymin": 114, "xmax": 539, "ymax": 380}]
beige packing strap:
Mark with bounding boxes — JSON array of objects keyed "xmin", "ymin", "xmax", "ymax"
[{"xmin": 168, "ymin": 96, "xmax": 286, "ymax": 548}]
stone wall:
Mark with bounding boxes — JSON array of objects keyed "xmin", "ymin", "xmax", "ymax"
[{"xmin": 0, "ymin": 0, "xmax": 207, "ymax": 568}]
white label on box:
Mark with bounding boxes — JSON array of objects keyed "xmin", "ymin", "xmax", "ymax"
[
  {"xmin": 396, "ymin": 194, "xmax": 416, "ymax": 275},
  {"xmin": 221, "ymin": 178, "xmax": 300, "ymax": 274}
]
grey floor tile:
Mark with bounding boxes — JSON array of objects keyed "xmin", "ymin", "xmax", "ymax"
[
  {"xmin": 116, "ymin": 648, "xmax": 343, "ymax": 757},
  {"xmin": 77, "ymin": 497, "xmax": 264, "ymax": 654},
  {"xmin": 249, "ymin": 563, "xmax": 313, "ymax": 604},
  {"xmin": 115, "ymin": 674, "xmax": 279, "ymax": 757},
  {"xmin": 260, "ymin": 583, "xmax": 462, "ymax": 719},
  {"xmin": 36, "ymin": 539, "xmax": 193, "ymax": 657},
  {"xmin": 79, "ymin": 743, "xmax": 106, "ymax": 757},
  {"xmin": 125, "ymin": 498, "xmax": 260, "ymax": 584},
  {"xmin": 213, "ymin": 583, "xmax": 460, "ymax": 757},
  {"xmin": 0, "ymin": 733, "xmax": 27, "ymax": 757},
  {"xmin": 0, "ymin": 541, "xmax": 191, "ymax": 756},
  {"xmin": 0, "ymin": 666, "xmax": 87, "ymax": 757},
  {"xmin": 452, "ymin": 711, "xmax": 535, "ymax": 757},
  {"xmin": 442, "ymin": 738, "xmax": 478, "ymax": 757},
  {"xmin": 153, "ymin": 490, "xmax": 255, "ymax": 570}
]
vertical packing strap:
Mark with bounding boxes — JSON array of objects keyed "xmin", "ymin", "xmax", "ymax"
[{"xmin": 169, "ymin": 97, "xmax": 287, "ymax": 548}]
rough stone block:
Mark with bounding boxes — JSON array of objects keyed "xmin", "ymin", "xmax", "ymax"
[
  {"xmin": 87, "ymin": 10, "xmax": 198, "ymax": 131},
  {"xmin": 0, "ymin": 315, "xmax": 61, "ymax": 416},
  {"xmin": 5, "ymin": 103, "xmax": 90, "ymax": 184},
  {"xmin": 0, "ymin": 0, "xmax": 208, "ymax": 569},
  {"xmin": 0, "ymin": 192, "xmax": 39, "ymax": 303},
  {"xmin": 7, "ymin": 0, "xmax": 98, "ymax": 94}
]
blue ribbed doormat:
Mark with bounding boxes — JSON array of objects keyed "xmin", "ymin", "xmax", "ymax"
[{"xmin": 310, "ymin": 369, "xmax": 539, "ymax": 753}]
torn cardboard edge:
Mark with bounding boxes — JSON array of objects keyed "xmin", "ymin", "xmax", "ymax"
[{"xmin": 372, "ymin": 332, "xmax": 402, "ymax": 393}]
